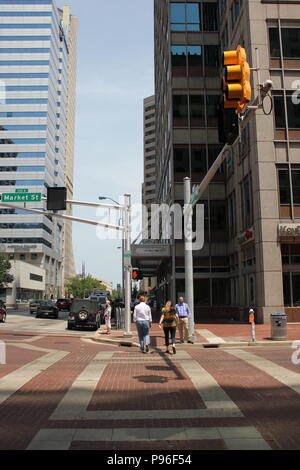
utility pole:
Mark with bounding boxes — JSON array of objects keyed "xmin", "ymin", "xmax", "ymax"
[
  {"xmin": 184, "ymin": 177, "xmax": 195, "ymax": 342},
  {"xmin": 123, "ymin": 194, "xmax": 132, "ymax": 337}
]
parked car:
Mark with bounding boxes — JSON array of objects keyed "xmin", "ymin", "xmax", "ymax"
[
  {"xmin": 0, "ymin": 300, "xmax": 6, "ymax": 323},
  {"xmin": 56, "ymin": 298, "xmax": 71, "ymax": 311},
  {"xmin": 29, "ymin": 300, "xmax": 44, "ymax": 314},
  {"xmin": 36, "ymin": 301, "xmax": 59, "ymax": 319},
  {"xmin": 67, "ymin": 299, "xmax": 101, "ymax": 331}
]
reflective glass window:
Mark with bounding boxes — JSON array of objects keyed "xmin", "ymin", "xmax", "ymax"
[
  {"xmin": 5, "ymin": 98, "xmax": 48, "ymax": 104},
  {"xmin": 0, "ymin": 73, "xmax": 48, "ymax": 78},
  {"xmin": 0, "ymin": 24, "xmax": 51, "ymax": 28},
  {"xmin": 0, "ymin": 112, "xmax": 47, "ymax": 117},
  {"xmin": 0, "ymin": 138, "xmax": 46, "ymax": 144},
  {"xmin": 0, "ymin": 11, "xmax": 52, "ymax": 16},
  {"xmin": 0, "ymin": 36, "xmax": 51, "ymax": 40},
  {"xmin": 0, "ymin": 60, "xmax": 49, "ymax": 65},
  {"xmin": 0, "ymin": 48, "xmax": 50, "ymax": 53},
  {"xmin": 0, "ymin": 125, "xmax": 47, "ymax": 130},
  {"xmin": 0, "ymin": 152, "xmax": 45, "ymax": 158}
]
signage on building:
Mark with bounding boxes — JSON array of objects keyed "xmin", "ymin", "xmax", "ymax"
[
  {"xmin": 278, "ymin": 224, "xmax": 300, "ymax": 237},
  {"xmin": 132, "ymin": 245, "xmax": 171, "ymax": 257},
  {"xmin": 238, "ymin": 229, "xmax": 254, "ymax": 245}
]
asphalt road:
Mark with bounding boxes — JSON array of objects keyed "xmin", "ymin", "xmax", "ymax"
[{"xmin": 1, "ymin": 308, "xmax": 94, "ymax": 336}]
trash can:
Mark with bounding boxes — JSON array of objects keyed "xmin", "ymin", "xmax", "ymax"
[{"xmin": 270, "ymin": 313, "xmax": 288, "ymax": 341}]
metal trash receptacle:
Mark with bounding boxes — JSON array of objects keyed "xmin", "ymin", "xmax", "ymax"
[{"xmin": 270, "ymin": 313, "xmax": 288, "ymax": 341}]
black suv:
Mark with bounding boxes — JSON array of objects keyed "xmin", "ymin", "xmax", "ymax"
[{"xmin": 67, "ymin": 299, "xmax": 101, "ymax": 331}]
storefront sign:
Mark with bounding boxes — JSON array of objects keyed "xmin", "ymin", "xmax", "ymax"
[{"xmin": 278, "ymin": 224, "xmax": 300, "ymax": 237}]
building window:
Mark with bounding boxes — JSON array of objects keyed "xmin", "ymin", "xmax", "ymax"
[
  {"xmin": 203, "ymin": 2, "xmax": 218, "ymax": 31},
  {"xmin": 241, "ymin": 174, "xmax": 253, "ymax": 230},
  {"xmin": 30, "ymin": 273, "xmax": 43, "ymax": 282},
  {"xmin": 191, "ymin": 147, "xmax": 206, "ymax": 173},
  {"xmin": 210, "ymin": 201, "xmax": 227, "ymax": 231},
  {"xmin": 174, "ymin": 147, "xmax": 189, "ymax": 173},
  {"xmin": 173, "ymin": 95, "xmax": 188, "ymax": 118},
  {"xmin": 170, "ymin": 2, "xmax": 201, "ymax": 31},
  {"xmin": 204, "ymin": 45, "xmax": 220, "ymax": 67},
  {"xmin": 269, "ymin": 27, "xmax": 300, "ymax": 59},
  {"xmin": 283, "ymin": 272, "xmax": 300, "ymax": 306},
  {"xmin": 278, "ymin": 167, "xmax": 300, "ymax": 205},
  {"xmin": 274, "ymin": 95, "xmax": 300, "ymax": 129},
  {"xmin": 230, "ymin": 0, "xmax": 242, "ymax": 29},
  {"xmin": 227, "ymin": 191, "xmax": 236, "ymax": 237}
]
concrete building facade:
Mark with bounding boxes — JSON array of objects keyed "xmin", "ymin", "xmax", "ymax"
[
  {"xmin": 0, "ymin": 0, "xmax": 77, "ymax": 305},
  {"xmin": 147, "ymin": 0, "xmax": 300, "ymax": 323}
]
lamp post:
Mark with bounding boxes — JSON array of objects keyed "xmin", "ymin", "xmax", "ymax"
[
  {"xmin": 99, "ymin": 196, "xmax": 124, "ymax": 299},
  {"xmin": 98, "ymin": 195, "xmax": 132, "ymax": 336}
]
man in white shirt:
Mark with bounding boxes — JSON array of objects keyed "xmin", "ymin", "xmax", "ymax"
[{"xmin": 133, "ymin": 296, "xmax": 152, "ymax": 353}]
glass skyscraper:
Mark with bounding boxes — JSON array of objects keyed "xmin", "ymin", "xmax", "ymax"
[{"xmin": 0, "ymin": 0, "xmax": 77, "ymax": 304}]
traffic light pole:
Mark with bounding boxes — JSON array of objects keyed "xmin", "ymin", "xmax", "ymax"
[
  {"xmin": 123, "ymin": 194, "xmax": 132, "ymax": 337},
  {"xmin": 184, "ymin": 177, "xmax": 195, "ymax": 342}
]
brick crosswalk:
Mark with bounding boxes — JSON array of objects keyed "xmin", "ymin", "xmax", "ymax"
[{"xmin": 0, "ymin": 332, "xmax": 300, "ymax": 450}]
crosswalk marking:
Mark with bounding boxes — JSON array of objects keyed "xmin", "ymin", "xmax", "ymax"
[
  {"xmin": 0, "ymin": 343, "xmax": 69, "ymax": 405},
  {"xmin": 226, "ymin": 349, "xmax": 300, "ymax": 395},
  {"xmin": 197, "ymin": 329, "xmax": 226, "ymax": 343},
  {"xmin": 27, "ymin": 426, "xmax": 271, "ymax": 450}
]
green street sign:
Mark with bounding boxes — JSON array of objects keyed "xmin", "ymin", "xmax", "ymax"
[
  {"xmin": 190, "ymin": 184, "xmax": 200, "ymax": 206},
  {"xmin": 15, "ymin": 189, "xmax": 29, "ymax": 194},
  {"xmin": 123, "ymin": 251, "xmax": 132, "ymax": 268},
  {"xmin": 1, "ymin": 192, "xmax": 42, "ymax": 203}
]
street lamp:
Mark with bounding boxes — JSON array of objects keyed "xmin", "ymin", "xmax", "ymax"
[
  {"xmin": 98, "ymin": 196, "xmax": 120, "ymax": 206},
  {"xmin": 99, "ymin": 196, "xmax": 125, "ymax": 303}
]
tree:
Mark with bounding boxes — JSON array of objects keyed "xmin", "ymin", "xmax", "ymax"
[
  {"xmin": 0, "ymin": 253, "xmax": 14, "ymax": 289},
  {"xmin": 66, "ymin": 275, "xmax": 108, "ymax": 298}
]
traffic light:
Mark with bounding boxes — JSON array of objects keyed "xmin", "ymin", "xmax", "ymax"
[
  {"xmin": 218, "ymin": 103, "xmax": 239, "ymax": 145},
  {"xmin": 47, "ymin": 187, "xmax": 67, "ymax": 211},
  {"xmin": 222, "ymin": 45, "xmax": 251, "ymax": 114},
  {"xmin": 132, "ymin": 269, "xmax": 143, "ymax": 281}
]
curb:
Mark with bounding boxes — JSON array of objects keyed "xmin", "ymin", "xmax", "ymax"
[{"xmin": 89, "ymin": 333, "xmax": 297, "ymax": 349}]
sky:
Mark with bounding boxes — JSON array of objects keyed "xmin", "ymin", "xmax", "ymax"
[{"xmin": 56, "ymin": 0, "xmax": 155, "ymax": 287}]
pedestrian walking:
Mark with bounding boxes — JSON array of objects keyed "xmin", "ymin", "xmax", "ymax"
[
  {"xmin": 133, "ymin": 295, "xmax": 152, "ymax": 353},
  {"xmin": 103, "ymin": 300, "xmax": 112, "ymax": 334},
  {"xmin": 158, "ymin": 301, "xmax": 179, "ymax": 354},
  {"xmin": 175, "ymin": 296, "xmax": 193, "ymax": 344}
]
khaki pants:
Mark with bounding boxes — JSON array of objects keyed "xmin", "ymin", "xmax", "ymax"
[{"xmin": 178, "ymin": 317, "xmax": 189, "ymax": 342}]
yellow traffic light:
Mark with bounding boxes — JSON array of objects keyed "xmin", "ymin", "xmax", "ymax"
[{"xmin": 222, "ymin": 45, "xmax": 251, "ymax": 114}]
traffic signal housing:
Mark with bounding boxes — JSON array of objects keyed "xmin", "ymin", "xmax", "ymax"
[
  {"xmin": 218, "ymin": 103, "xmax": 239, "ymax": 145},
  {"xmin": 47, "ymin": 187, "xmax": 67, "ymax": 211},
  {"xmin": 222, "ymin": 45, "xmax": 251, "ymax": 114},
  {"xmin": 132, "ymin": 269, "xmax": 143, "ymax": 281}
]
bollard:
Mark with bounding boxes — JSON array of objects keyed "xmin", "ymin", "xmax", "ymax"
[{"xmin": 249, "ymin": 308, "xmax": 256, "ymax": 342}]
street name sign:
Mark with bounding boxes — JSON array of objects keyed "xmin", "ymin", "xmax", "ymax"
[{"xmin": 1, "ymin": 192, "xmax": 42, "ymax": 202}]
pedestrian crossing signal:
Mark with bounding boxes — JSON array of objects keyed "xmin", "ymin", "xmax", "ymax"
[{"xmin": 132, "ymin": 269, "xmax": 143, "ymax": 280}]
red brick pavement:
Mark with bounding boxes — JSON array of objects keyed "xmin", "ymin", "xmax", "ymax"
[
  {"xmin": 104, "ymin": 321, "xmax": 300, "ymax": 344},
  {"xmin": 0, "ymin": 331, "xmax": 300, "ymax": 450}
]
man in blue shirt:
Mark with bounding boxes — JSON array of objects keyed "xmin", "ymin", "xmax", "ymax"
[{"xmin": 175, "ymin": 296, "xmax": 193, "ymax": 344}]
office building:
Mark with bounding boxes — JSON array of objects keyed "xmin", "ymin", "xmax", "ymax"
[
  {"xmin": 0, "ymin": 0, "xmax": 78, "ymax": 305},
  {"xmin": 132, "ymin": 0, "xmax": 300, "ymax": 323}
]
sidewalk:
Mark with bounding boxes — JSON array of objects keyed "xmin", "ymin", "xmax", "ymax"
[{"xmin": 92, "ymin": 321, "xmax": 300, "ymax": 348}]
